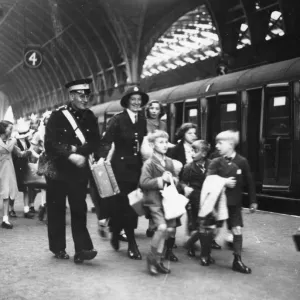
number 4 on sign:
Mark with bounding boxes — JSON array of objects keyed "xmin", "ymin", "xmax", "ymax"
[{"xmin": 29, "ymin": 52, "xmax": 37, "ymax": 66}]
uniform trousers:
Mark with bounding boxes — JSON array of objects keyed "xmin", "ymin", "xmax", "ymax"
[
  {"xmin": 46, "ymin": 178, "xmax": 94, "ymax": 253},
  {"xmin": 109, "ymin": 181, "xmax": 138, "ymax": 233}
]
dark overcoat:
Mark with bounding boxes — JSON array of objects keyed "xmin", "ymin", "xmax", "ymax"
[{"xmin": 12, "ymin": 138, "xmax": 31, "ymax": 192}]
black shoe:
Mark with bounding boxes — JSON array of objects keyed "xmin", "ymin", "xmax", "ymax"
[
  {"xmin": 1, "ymin": 221, "xmax": 13, "ymax": 229},
  {"xmin": 211, "ymin": 240, "xmax": 222, "ymax": 250},
  {"xmin": 146, "ymin": 253, "xmax": 158, "ymax": 275},
  {"xmin": 187, "ymin": 248, "xmax": 196, "ymax": 257},
  {"xmin": 38, "ymin": 205, "xmax": 46, "ymax": 221},
  {"xmin": 119, "ymin": 232, "xmax": 128, "ymax": 242},
  {"xmin": 30, "ymin": 207, "xmax": 36, "ymax": 214},
  {"xmin": 74, "ymin": 249, "xmax": 98, "ymax": 264},
  {"xmin": 24, "ymin": 212, "xmax": 34, "ymax": 219},
  {"xmin": 200, "ymin": 256, "xmax": 210, "ymax": 266},
  {"xmin": 9, "ymin": 210, "xmax": 17, "ymax": 218},
  {"xmin": 128, "ymin": 244, "xmax": 142, "ymax": 260},
  {"xmin": 232, "ymin": 255, "xmax": 251, "ymax": 274},
  {"xmin": 165, "ymin": 249, "xmax": 178, "ymax": 262},
  {"xmin": 98, "ymin": 224, "xmax": 108, "ymax": 238},
  {"xmin": 54, "ymin": 250, "xmax": 70, "ymax": 259},
  {"xmin": 157, "ymin": 262, "xmax": 171, "ymax": 274},
  {"xmin": 110, "ymin": 234, "xmax": 120, "ymax": 251},
  {"xmin": 146, "ymin": 229, "xmax": 155, "ymax": 238},
  {"xmin": 208, "ymin": 255, "xmax": 215, "ymax": 264}
]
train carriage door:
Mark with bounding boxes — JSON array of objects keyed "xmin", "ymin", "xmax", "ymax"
[
  {"xmin": 262, "ymin": 83, "xmax": 292, "ymax": 190},
  {"xmin": 218, "ymin": 92, "xmax": 240, "ymax": 132}
]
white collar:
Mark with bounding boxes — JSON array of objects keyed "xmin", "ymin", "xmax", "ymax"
[{"xmin": 126, "ymin": 109, "xmax": 138, "ymax": 124}]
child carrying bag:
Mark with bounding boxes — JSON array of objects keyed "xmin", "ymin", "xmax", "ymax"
[{"xmin": 161, "ymin": 175, "xmax": 189, "ymax": 220}]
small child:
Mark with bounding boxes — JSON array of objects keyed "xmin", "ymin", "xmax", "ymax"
[
  {"xmin": 199, "ymin": 130, "xmax": 257, "ymax": 274},
  {"xmin": 181, "ymin": 140, "xmax": 222, "ymax": 256},
  {"xmin": 140, "ymin": 130, "xmax": 180, "ymax": 275}
]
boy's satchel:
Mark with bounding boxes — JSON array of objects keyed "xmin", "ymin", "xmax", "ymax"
[
  {"xmin": 293, "ymin": 229, "xmax": 300, "ymax": 251},
  {"xmin": 90, "ymin": 161, "xmax": 120, "ymax": 198},
  {"xmin": 128, "ymin": 188, "xmax": 145, "ymax": 216},
  {"xmin": 23, "ymin": 162, "xmax": 47, "ymax": 188},
  {"xmin": 161, "ymin": 176, "xmax": 189, "ymax": 220}
]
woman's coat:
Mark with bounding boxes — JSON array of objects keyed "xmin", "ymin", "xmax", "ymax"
[{"xmin": 0, "ymin": 138, "xmax": 19, "ymax": 200}]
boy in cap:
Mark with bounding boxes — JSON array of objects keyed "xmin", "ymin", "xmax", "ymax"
[
  {"xmin": 201, "ymin": 130, "xmax": 257, "ymax": 274},
  {"xmin": 44, "ymin": 78, "xmax": 101, "ymax": 263}
]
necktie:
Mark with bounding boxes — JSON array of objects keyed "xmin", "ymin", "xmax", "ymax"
[
  {"xmin": 134, "ymin": 114, "xmax": 138, "ymax": 124},
  {"xmin": 224, "ymin": 156, "xmax": 232, "ymax": 163}
]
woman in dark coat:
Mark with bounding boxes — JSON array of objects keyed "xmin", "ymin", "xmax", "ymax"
[{"xmin": 99, "ymin": 86, "xmax": 149, "ymax": 260}]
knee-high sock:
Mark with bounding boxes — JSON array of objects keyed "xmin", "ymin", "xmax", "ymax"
[
  {"xmin": 199, "ymin": 229, "xmax": 213, "ymax": 257},
  {"xmin": 185, "ymin": 231, "xmax": 200, "ymax": 249},
  {"xmin": 233, "ymin": 234, "xmax": 243, "ymax": 256}
]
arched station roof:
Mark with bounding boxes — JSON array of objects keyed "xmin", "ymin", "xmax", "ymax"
[{"xmin": 0, "ymin": 0, "xmax": 299, "ymax": 119}]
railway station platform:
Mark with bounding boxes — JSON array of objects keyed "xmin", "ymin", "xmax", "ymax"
[{"xmin": 0, "ymin": 192, "xmax": 299, "ymax": 300}]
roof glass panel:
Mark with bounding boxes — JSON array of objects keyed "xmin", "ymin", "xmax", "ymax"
[{"xmin": 142, "ymin": 5, "xmax": 220, "ymax": 78}]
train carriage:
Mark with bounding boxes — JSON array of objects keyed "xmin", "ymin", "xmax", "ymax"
[{"xmin": 91, "ymin": 57, "xmax": 300, "ymax": 211}]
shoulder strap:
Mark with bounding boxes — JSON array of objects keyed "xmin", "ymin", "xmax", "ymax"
[{"xmin": 61, "ymin": 109, "xmax": 86, "ymax": 146}]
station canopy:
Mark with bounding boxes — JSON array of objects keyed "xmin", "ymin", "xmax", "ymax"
[{"xmin": 142, "ymin": 4, "xmax": 285, "ymax": 78}]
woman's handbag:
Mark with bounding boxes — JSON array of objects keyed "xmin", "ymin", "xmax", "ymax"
[
  {"xmin": 23, "ymin": 162, "xmax": 47, "ymax": 188},
  {"xmin": 161, "ymin": 176, "xmax": 189, "ymax": 220},
  {"xmin": 128, "ymin": 188, "xmax": 146, "ymax": 216}
]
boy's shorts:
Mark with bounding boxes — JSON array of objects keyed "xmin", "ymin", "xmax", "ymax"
[
  {"xmin": 149, "ymin": 206, "xmax": 177, "ymax": 229},
  {"xmin": 227, "ymin": 205, "xmax": 243, "ymax": 228}
]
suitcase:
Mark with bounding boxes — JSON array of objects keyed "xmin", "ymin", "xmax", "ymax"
[
  {"xmin": 293, "ymin": 229, "xmax": 300, "ymax": 251},
  {"xmin": 90, "ymin": 161, "xmax": 120, "ymax": 198}
]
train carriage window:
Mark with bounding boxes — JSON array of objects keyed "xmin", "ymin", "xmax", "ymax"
[
  {"xmin": 186, "ymin": 108, "xmax": 198, "ymax": 124},
  {"xmin": 266, "ymin": 95, "xmax": 290, "ymax": 136},
  {"xmin": 220, "ymin": 102, "xmax": 238, "ymax": 131}
]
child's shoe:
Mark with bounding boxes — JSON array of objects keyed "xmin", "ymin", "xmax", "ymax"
[
  {"xmin": 232, "ymin": 254, "xmax": 251, "ymax": 274},
  {"xmin": 146, "ymin": 253, "xmax": 158, "ymax": 275}
]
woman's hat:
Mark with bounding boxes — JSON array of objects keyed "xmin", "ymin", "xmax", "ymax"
[
  {"xmin": 120, "ymin": 86, "xmax": 149, "ymax": 108},
  {"xmin": 15, "ymin": 121, "xmax": 31, "ymax": 139}
]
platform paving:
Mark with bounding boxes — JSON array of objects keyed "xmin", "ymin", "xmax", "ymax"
[{"xmin": 0, "ymin": 192, "xmax": 299, "ymax": 300}]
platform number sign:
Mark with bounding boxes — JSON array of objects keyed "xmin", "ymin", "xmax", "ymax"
[{"xmin": 24, "ymin": 49, "xmax": 43, "ymax": 68}]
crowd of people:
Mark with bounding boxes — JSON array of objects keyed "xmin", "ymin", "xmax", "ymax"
[{"xmin": 0, "ymin": 78, "xmax": 258, "ymax": 275}]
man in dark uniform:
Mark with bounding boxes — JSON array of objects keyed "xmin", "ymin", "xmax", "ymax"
[
  {"xmin": 99, "ymin": 86, "xmax": 148, "ymax": 260},
  {"xmin": 44, "ymin": 78, "xmax": 100, "ymax": 263}
]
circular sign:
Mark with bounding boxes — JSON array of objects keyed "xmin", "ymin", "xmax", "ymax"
[{"xmin": 24, "ymin": 49, "xmax": 43, "ymax": 68}]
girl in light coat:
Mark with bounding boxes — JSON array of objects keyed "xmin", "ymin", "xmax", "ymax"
[{"xmin": 0, "ymin": 121, "xmax": 30, "ymax": 229}]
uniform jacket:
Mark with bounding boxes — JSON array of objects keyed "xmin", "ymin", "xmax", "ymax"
[
  {"xmin": 0, "ymin": 138, "xmax": 19, "ymax": 200},
  {"xmin": 99, "ymin": 109, "xmax": 147, "ymax": 185},
  {"xmin": 140, "ymin": 154, "xmax": 177, "ymax": 207},
  {"xmin": 206, "ymin": 154, "xmax": 256, "ymax": 206},
  {"xmin": 44, "ymin": 103, "xmax": 101, "ymax": 182}
]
